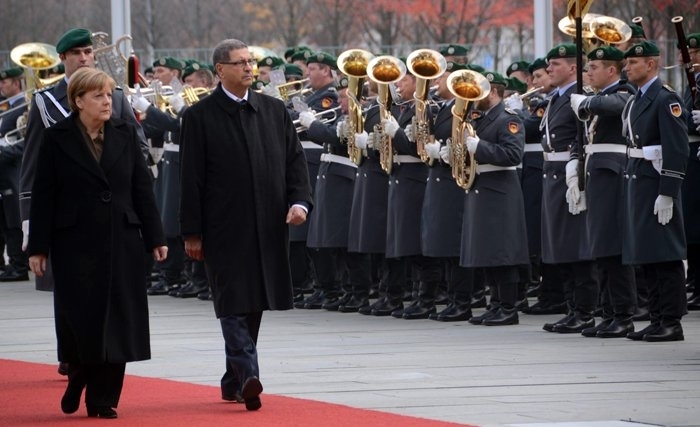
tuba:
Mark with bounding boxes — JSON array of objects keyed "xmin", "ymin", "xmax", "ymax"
[
  {"xmin": 10, "ymin": 42, "xmax": 63, "ymax": 92},
  {"xmin": 337, "ymin": 49, "xmax": 375, "ymax": 165},
  {"xmin": 589, "ymin": 15, "xmax": 632, "ymax": 46},
  {"xmin": 446, "ymin": 70, "xmax": 491, "ymax": 190},
  {"xmin": 367, "ymin": 55, "xmax": 407, "ymax": 174},
  {"xmin": 406, "ymin": 49, "xmax": 447, "ymax": 165}
]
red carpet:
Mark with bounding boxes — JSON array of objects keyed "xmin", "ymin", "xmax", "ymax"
[{"xmin": 0, "ymin": 359, "xmax": 472, "ymax": 426}]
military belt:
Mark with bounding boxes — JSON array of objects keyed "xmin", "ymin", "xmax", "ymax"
[
  {"xmin": 476, "ymin": 164, "xmax": 517, "ymax": 174},
  {"xmin": 688, "ymin": 135, "xmax": 700, "ymax": 143},
  {"xmin": 524, "ymin": 143, "xmax": 544, "ymax": 152},
  {"xmin": 320, "ymin": 153, "xmax": 357, "ymax": 168},
  {"xmin": 300, "ymin": 140, "xmax": 322, "ymax": 150},
  {"xmin": 393, "ymin": 155, "xmax": 423, "ymax": 164},
  {"xmin": 542, "ymin": 151, "xmax": 570, "ymax": 162},
  {"xmin": 585, "ymin": 144, "xmax": 627, "ymax": 155},
  {"xmin": 164, "ymin": 143, "xmax": 179, "ymax": 152}
]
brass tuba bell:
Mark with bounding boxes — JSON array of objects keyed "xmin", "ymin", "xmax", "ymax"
[
  {"xmin": 10, "ymin": 42, "xmax": 63, "ymax": 92},
  {"xmin": 446, "ymin": 70, "xmax": 491, "ymax": 190},
  {"xmin": 337, "ymin": 49, "xmax": 375, "ymax": 165}
]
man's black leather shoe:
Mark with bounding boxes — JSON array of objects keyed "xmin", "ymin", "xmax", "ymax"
[
  {"xmin": 294, "ymin": 289, "xmax": 324, "ymax": 309},
  {"xmin": 0, "ymin": 269, "xmax": 29, "ymax": 282},
  {"xmin": 627, "ymin": 323, "xmax": 660, "ymax": 341},
  {"xmin": 241, "ymin": 377, "xmax": 263, "ymax": 411},
  {"xmin": 525, "ymin": 301, "xmax": 567, "ymax": 315},
  {"xmin": 402, "ymin": 301, "xmax": 436, "ymax": 319},
  {"xmin": 176, "ymin": 281, "xmax": 209, "ymax": 298},
  {"xmin": 643, "ymin": 324, "xmax": 684, "ymax": 342},
  {"xmin": 197, "ymin": 289, "xmax": 213, "ymax": 300},
  {"xmin": 543, "ymin": 313, "xmax": 573, "ymax": 332},
  {"xmin": 57, "ymin": 362, "xmax": 70, "ymax": 376},
  {"xmin": 434, "ymin": 303, "xmax": 472, "ymax": 322},
  {"xmin": 371, "ymin": 298, "xmax": 403, "ymax": 316},
  {"xmin": 553, "ymin": 313, "xmax": 594, "ymax": 333},
  {"xmin": 306, "ymin": 291, "xmax": 339, "ymax": 309},
  {"xmin": 323, "ymin": 293, "xmax": 351, "ymax": 311},
  {"xmin": 87, "ymin": 405, "xmax": 118, "ymax": 418},
  {"xmin": 338, "ymin": 296, "xmax": 369, "ymax": 313},
  {"xmin": 687, "ymin": 294, "xmax": 700, "ymax": 311},
  {"xmin": 61, "ymin": 371, "xmax": 85, "ymax": 414},
  {"xmin": 482, "ymin": 307, "xmax": 519, "ymax": 326},
  {"xmin": 222, "ymin": 392, "xmax": 244, "ymax": 403},
  {"xmin": 597, "ymin": 318, "xmax": 634, "ymax": 338},
  {"xmin": 147, "ymin": 280, "xmax": 170, "ymax": 295},
  {"xmin": 581, "ymin": 318, "xmax": 613, "ymax": 337},
  {"xmin": 469, "ymin": 307, "xmax": 498, "ymax": 325}
]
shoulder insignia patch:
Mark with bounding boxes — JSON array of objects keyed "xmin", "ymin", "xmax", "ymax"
[
  {"xmin": 321, "ymin": 97, "xmax": 333, "ymax": 108},
  {"xmin": 505, "ymin": 107, "xmax": 518, "ymax": 115},
  {"xmin": 536, "ymin": 107, "xmax": 545, "ymax": 118},
  {"xmin": 669, "ymin": 102, "xmax": 682, "ymax": 117},
  {"xmin": 508, "ymin": 121, "xmax": 520, "ymax": 134}
]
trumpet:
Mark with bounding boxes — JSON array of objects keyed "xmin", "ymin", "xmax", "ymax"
[
  {"xmin": 367, "ymin": 55, "xmax": 407, "ymax": 174},
  {"xmin": 519, "ymin": 86, "xmax": 544, "ymax": 100},
  {"xmin": 337, "ymin": 49, "xmax": 375, "ymax": 165},
  {"xmin": 293, "ymin": 106, "xmax": 342, "ymax": 133},
  {"xmin": 407, "ymin": 48, "xmax": 447, "ymax": 165},
  {"xmin": 276, "ymin": 78, "xmax": 311, "ymax": 101},
  {"xmin": 446, "ymin": 70, "xmax": 491, "ymax": 190}
]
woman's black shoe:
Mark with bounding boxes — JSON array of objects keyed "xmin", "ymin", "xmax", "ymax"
[
  {"xmin": 61, "ymin": 369, "xmax": 85, "ymax": 414},
  {"xmin": 87, "ymin": 405, "xmax": 118, "ymax": 419}
]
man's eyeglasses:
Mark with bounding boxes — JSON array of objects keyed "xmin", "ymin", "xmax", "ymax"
[{"xmin": 219, "ymin": 59, "xmax": 257, "ymax": 68}]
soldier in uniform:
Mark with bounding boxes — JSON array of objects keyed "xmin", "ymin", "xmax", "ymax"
[
  {"xmin": 292, "ymin": 52, "xmax": 343, "ymax": 310},
  {"xmin": 456, "ymin": 71, "xmax": 528, "ymax": 326},
  {"xmin": 539, "ymin": 43, "xmax": 599, "ymax": 334},
  {"xmin": 569, "ymin": 46, "xmax": 638, "ymax": 337},
  {"xmin": 622, "ymin": 41, "xmax": 688, "ymax": 342},
  {"xmin": 439, "ymin": 44, "xmax": 470, "ymax": 65},
  {"xmin": 256, "ymin": 56, "xmax": 285, "ymax": 85},
  {"xmin": 506, "ymin": 61, "xmax": 532, "ymax": 87},
  {"xmin": 0, "ymin": 67, "xmax": 29, "ymax": 282},
  {"xmin": 679, "ymin": 33, "xmax": 700, "ymax": 310},
  {"xmin": 20, "ymin": 28, "xmax": 148, "ymax": 293},
  {"xmin": 133, "ymin": 57, "xmax": 189, "ymax": 297},
  {"xmin": 421, "ymin": 62, "xmax": 475, "ymax": 321}
]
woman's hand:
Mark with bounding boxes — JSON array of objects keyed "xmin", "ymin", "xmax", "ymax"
[
  {"xmin": 153, "ymin": 246, "xmax": 168, "ymax": 262},
  {"xmin": 29, "ymin": 254, "xmax": 47, "ymax": 277}
]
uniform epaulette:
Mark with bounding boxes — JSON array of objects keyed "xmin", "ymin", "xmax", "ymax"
[
  {"xmin": 504, "ymin": 107, "xmax": 519, "ymax": 115},
  {"xmin": 662, "ymin": 84, "xmax": 676, "ymax": 93},
  {"xmin": 33, "ymin": 85, "xmax": 54, "ymax": 95}
]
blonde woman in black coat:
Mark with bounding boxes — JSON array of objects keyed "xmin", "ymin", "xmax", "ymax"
[{"xmin": 27, "ymin": 68, "xmax": 167, "ymax": 419}]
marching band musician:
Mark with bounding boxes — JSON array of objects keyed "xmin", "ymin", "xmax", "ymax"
[
  {"xmin": 292, "ymin": 52, "xmax": 345, "ymax": 310},
  {"xmin": 622, "ymin": 41, "xmax": 688, "ymax": 342},
  {"xmin": 132, "ymin": 57, "xmax": 188, "ymax": 297},
  {"xmin": 378, "ymin": 70, "xmax": 443, "ymax": 320},
  {"xmin": 19, "ymin": 28, "xmax": 149, "ymax": 293},
  {"xmin": 569, "ymin": 46, "xmax": 638, "ymax": 338},
  {"xmin": 457, "ymin": 71, "xmax": 529, "ymax": 326},
  {"xmin": 679, "ymin": 32, "xmax": 700, "ymax": 310},
  {"xmin": 0, "ymin": 67, "xmax": 29, "ymax": 282},
  {"xmin": 539, "ymin": 43, "xmax": 599, "ymax": 334},
  {"xmin": 519, "ymin": 57, "xmax": 568, "ymax": 315},
  {"xmin": 421, "ymin": 62, "xmax": 475, "ymax": 321}
]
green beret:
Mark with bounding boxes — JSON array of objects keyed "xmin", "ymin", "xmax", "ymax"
[
  {"xmin": 687, "ymin": 33, "xmax": 700, "ymax": 49},
  {"xmin": 251, "ymin": 79, "xmax": 266, "ymax": 91},
  {"xmin": 153, "ymin": 57, "xmax": 185, "ymax": 70},
  {"xmin": 306, "ymin": 52, "xmax": 337, "ymax": 69},
  {"xmin": 624, "ymin": 41, "xmax": 660, "ymax": 58},
  {"xmin": 284, "ymin": 46, "xmax": 311, "ymax": 60},
  {"xmin": 482, "ymin": 70, "xmax": 507, "ymax": 86},
  {"xmin": 291, "ymin": 50, "xmax": 312, "ymax": 63},
  {"xmin": 336, "ymin": 76, "xmax": 349, "ymax": 89},
  {"xmin": 506, "ymin": 61, "xmax": 530, "ymax": 76},
  {"xmin": 439, "ymin": 44, "xmax": 470, "ymax": 57},
  {"xmin": 258, "ymin": 56, "xmax": 285, "ymax": 68},
  {"xmin": 446, "ymin": 61, "xmax": 468, "ymax": 72},
  {"xmin": 56, "ymin": 28, "xmax": 92, "ymax": 54},
  {"xmin": 278, "ymin": 63, "xmax": 303, "ymax": 78},
  {"xmin": 182, "ymin": 61, "xmax": 206, "ymax": 79},
  {"xmin": 0, "ymin": 67, "xmax": 23, "ymax": 79},
  {"xmin": 587, "ymin": 46, "xmax": 624, "ymax": 62},
  {"xmin": 546, "ymin": 43, "xmax": 577, "ymax": 60},
  {"xmin": 528, "ymin": 57, "xmax": 547, "ymax": 73},
  {"xmin": 506, "ymin": 77, "xmax": 528, "ymax": 93},
  {"xmin": 629, "ymin": 23, "xmax": 646, "ymax": 39},
  {"xmin": 182, "ymin": 58, "xmax": 198, "ymax": 67},
  {"xmin": 466, "ymin": 63, "xmax": 485, "ymax": 73}
]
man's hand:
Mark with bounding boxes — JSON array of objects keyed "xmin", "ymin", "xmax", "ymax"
[
  {"xmin": 692, "ymin": 110, "xmax": 700, "ymax": 132},
  {"xmin": 153, "ymin": 246, "xmax": 168, "ymax": 262},
  {"xmin": 382, "ymin": 117, "xmax": 400, "ymax": 138},
  {"xmin": 504, "ymin": 93, "xmax": 524, "ymax": 111},
  {"xmin": 168, "ymin": 93, "xmax": 186, "ymax": 114},
  {"xmin": 354, "ymin": 131, "xmax": 369, "ymax": 150},
  {"xmin": 565, "ymin": 159, "xmax": 586, "ymax": 215},
  {"xmin": 298, "ymin": 111, "xmax": 316, "ymax": 129},
  {"xmin": 29, "ymin": 254, "xmax": 47, "ymax": 277},
  {"xmin": 570, "ymin": 94, "xmax": 587, "ymax": 120},
  {"xmin": 261, "ymin": 84, "xmax": 283, "ymax": 100},
  {"xmin": 336, "ymin": 120, "xmax": 346, "ymax": 138},
  {"xmin": 439, "ymin": 144, "xmax": 451, "ymax": 164},
  {"xmin": 184, "ymin": 236, "xmax": 204, "ymax": 261},
  {"xmin": 21, "ymin": 220, "xmax": 29, "ymax": 251},
  {"xmin": 465, "ymin": 135, "xmax": 480, "ymax": 154},
  {"xmin": 131, "ymin": 93, "xmax": 151, "ymax": 113},
  {"xmin": 653, "ymin": 195, "xmax": 673, "ymax": 225},
  {"xmin": 286, "ymin": 205, "xmax": 307, "ymax": 226},
  {"xmin": 425, "ymin": 140, "xmax": 441, "ymax": 159},
  {"xmin": 404, "ymin": 123, "xmax": 415, "ymax": 142}
]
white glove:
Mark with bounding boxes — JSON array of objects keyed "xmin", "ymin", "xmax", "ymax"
[
  {"xmin": 382, "ymin": 117, "xmax": 399, "ymax": 138},
  {"xmin": 336, "ymin": 120, "xmax": 346, "ymax": 138},
  {"xmin": 367, "ymin": 132, "xmax": 375, "ymax": 149},
  {"xmin": 261, "ymin": 84, "xmax": 282, "ymax": 100},
  {"xmin": 168, "ymin": 93, "xmax": 185, "ymax": 114},
  {"xmin": 570, "ymin": 94, "xmax": 587, "ymax": 120},
  {"xmin": 405, "ymin": 124, "xmax": 415, "ymax": 142},
  {"xmin": 22, "ymin": 220, "xmax": 29, "ymax": 251},
  {"xmin": 691, "ymin": 110, "xmax": 700, "ymax": 125},
  {"xmin": 653, "ymin": 195, "xmax": 674, "ymax": 225},
  {"xmin": 465, "ymin": 135, "xmax": 480, "ymax": 154},
  {"xmin": 439, "ymin": 144, "xmax": 451, "ymax": 164},
  {"xmin": 565, "ymin": 159, "xmax": 586, "ymax": 215},
  {"xmin": 298, "ymin": 111, "xmax": 316, "ymax": 129},
  {"xmin": 504, "ymin": 93, "xmax": 524, "ymax": 111},
  {"xmin": 425, "ymin": 140, "xmax": 441, "ymax": 160},
  {"xmin": 354, "ymin": 131, "xmax": 369, "ymax": 150},
  {"xmin": 131, "ymin": 93, "xmax": 151, "ymax": 113}
]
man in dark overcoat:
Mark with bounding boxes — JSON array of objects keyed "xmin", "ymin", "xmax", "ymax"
[{"xmin": 179, "ymin": 39, "xmax": 312, "ymax": 410}]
